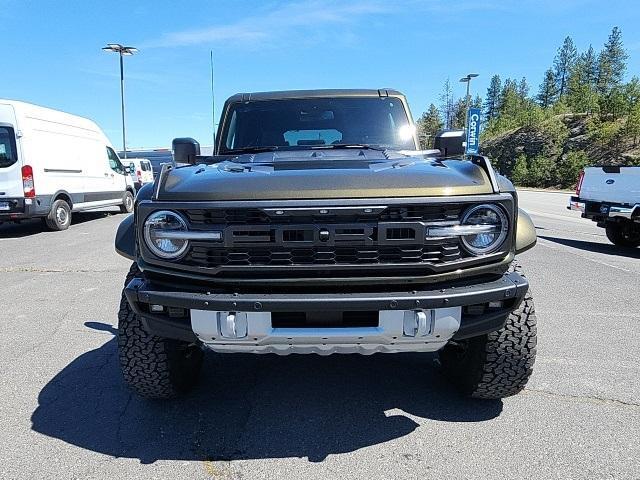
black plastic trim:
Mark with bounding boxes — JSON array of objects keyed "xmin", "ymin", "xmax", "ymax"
[
  {"xmin": 125, "ymin": 271, "xmax": 527, "ymax": 312},
  {"xmin": 115, "ymin": 214, "xmax": 136, "ymax": 260},
  {"xmin": 124, "ymin": 272, "xmax": 528, "ymax": 342}
]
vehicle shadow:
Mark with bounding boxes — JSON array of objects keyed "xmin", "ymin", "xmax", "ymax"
[
  {"xmin": 31, "ymin": 322, "xmax": 502, "ymax": 464},
  {"xmin": 538, "ymin": 235, "xmax": 640, "ymax": 258},
  {"xmin": 0, "ymin": 211, "xmax": 120, "ymax": 239}
]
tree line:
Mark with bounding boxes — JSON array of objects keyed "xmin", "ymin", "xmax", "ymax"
[{"xmin": 416, "ymin": 27, "xmax": 639, "ymax": 188}]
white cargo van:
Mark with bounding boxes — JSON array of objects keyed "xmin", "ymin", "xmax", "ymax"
[
  {"xmin": 126, "ymin": 158, "xmax": 154, "ymax": 190},
  {"xmin": 0, "ymin": 100, "xmax": 135, "ymax": 230}
]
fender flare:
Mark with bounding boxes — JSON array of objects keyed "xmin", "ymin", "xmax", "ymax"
[
  {"xmin": 115, "ymin": 214, "xmax": 136, "ymax": 260},
  {"xmin": 515, "ymin": 208, "xmax": 537, "ymax": 254}
]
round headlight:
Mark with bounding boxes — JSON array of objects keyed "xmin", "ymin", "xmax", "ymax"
[
  {"xmin": 460, "ymin": 204, "xmax": 509, "ymax": 255},
  {"xmin": 143, "ymin": 210, "xmax": 189, "ymax": 259}
]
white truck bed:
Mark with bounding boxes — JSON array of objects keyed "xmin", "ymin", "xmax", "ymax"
[{"xmin": 577, "ymin": 166, "xmax": 640, "ymax": 206}]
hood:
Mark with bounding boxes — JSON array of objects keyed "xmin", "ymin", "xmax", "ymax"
[{"xmin": 156, "ymin": 150, "xmax": 493, "ymax": 201}]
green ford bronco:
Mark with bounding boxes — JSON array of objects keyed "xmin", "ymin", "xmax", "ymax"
[{"xmin": 115, "ymin": 89, "xmax": 538, "ymax": 399}]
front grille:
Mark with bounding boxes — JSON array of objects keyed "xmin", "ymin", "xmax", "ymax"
[
  {"xmin": 146, "ymin": 200, "xmax": 513, "ymax": 278},
  {"xmin": 187, "ymin": 243, "xmax": 460, "ymax": 267},
  {"xmin": 184, "ymin": 204, "xmax": 463, "ymax": 226}
]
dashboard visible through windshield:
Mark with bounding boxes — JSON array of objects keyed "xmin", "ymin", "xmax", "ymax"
[{"xmin": 219, "ymin": 97, "xmax": 416, "ymax": 154}]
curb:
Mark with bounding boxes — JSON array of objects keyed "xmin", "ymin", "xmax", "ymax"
[{"xmin": 516, "ymin": 187, "xmax": 573, "ymax": 194}]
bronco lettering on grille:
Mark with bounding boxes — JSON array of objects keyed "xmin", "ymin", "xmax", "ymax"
[{"xmin": 221, "ymin": 222, "xmax": 426, "ymax": 247}]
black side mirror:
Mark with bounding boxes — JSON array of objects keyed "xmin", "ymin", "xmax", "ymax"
[
  {"xmin": 172, "ymin": 137, "xmax": 201, "ymax": 165},
  {"xmin": 128, "ymin": 163, "xmax": 135, "ymax": 174},
  {"xmin": 433, "ymin": 129, "xmax": 466, "ymax": 157}
]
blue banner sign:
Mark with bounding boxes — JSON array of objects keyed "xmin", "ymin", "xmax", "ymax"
[{"xmin": 465, "ymin": 108, "xmax": 481, "ymax": 155}]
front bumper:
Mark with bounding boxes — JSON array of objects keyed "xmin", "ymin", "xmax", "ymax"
[{"xmin": 124, "ymin": 271, "xmax": 529, "ymax": 354}]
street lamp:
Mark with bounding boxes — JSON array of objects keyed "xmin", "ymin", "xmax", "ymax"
[
  {"xmin": 102, "ymin": 43, "xmax": 138, "ymax": 158},
  {"xmin": 459, "ymin": 73, "xmax": 479, "ymax": 128}
]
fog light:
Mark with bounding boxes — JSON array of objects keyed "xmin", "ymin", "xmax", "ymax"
[
  {"xmin": 488, "ymin": 301, "xmax": 503, "ymax": 308},
  {"xmin": 150, "ymin": 304, "xmax": 165, "ymax": 312}
]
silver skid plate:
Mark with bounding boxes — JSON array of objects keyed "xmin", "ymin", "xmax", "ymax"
[{"xmin": 190, "ymin": 307, "xmax": 461, "ymax": 355}]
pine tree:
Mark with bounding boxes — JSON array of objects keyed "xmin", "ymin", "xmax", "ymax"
[
  {"xmin": 626, "ymin": 103, "xmax": 640, "ymax": 146},
  {"xmin": 581, "ymin": 45, "xmax": 599, "ymax": 86},
  {"xmin": 416, "ymin": 104, "xmax": 443, "ymax": 149},
  {"xmin": 597, "ymin": 26, "xmax": 628, "ymax": 94},
  {"xmin": 472, "ymin": 94, "xmax": 483, "ymax": 110},
  {"xmin": 567, "ymin": 53, "xmax": 598, "ymax": 114},
  {"xmin": 553, "ymin": 36, "xmax": 577, "ymax": 98},
  {"xmin": 511, "ymin": 155, "xmax": 529, "ymax": 186},
  {"xmin": 439, "ymin": 78, "xmax": 455, "ymax": 129},
  {"xmin": 518, "ymin": 77, "xmax": 530, "ymax": 100},
  {"xmin": 624, "ymin": 76, "xmax": 640, "ymax": 114},
  {"xmin": 453, "ymin": 98, "xmax": 467, "ymax": 129},
  {"xmin": 500, "ymin": 78, "xmax": 520, "ymax": 118},
  {"xmin": 484, "ymin": 75, "xmax": 502, "ymax": 120},
  {"xmin": 537, "ymin": 69, "xmax": 558, "ymax": 108}
]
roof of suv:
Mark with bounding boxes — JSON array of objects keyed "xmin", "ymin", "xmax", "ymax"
[{"xmin": 225, "ymin": 89, "xmax": 405, "ymax": 102}]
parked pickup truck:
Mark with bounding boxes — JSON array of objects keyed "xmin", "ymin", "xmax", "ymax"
[
  {"xmin": 569, "ymin": 166, "xmax": 640, "ymax": 247},
  {"xmin": 115, "ymin": 89, "xmax": 538, "ymax": 400}
]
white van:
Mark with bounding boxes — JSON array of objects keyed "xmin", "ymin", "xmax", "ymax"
[
  {"xmin": 126, "ymin": 158, "xmax": 154, "ymax": 190},
  {"xmin": 0, "ymin": 100, "xmax": 135, "ymax": 230}
]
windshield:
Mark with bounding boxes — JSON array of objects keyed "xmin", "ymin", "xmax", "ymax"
[
  {"xmin": 219, "ymin": 97, "xmax": 416, "ymax": 154},
  {"xmin": 0, "ymin": 126, "xmax": 18, "ymax": 168}
]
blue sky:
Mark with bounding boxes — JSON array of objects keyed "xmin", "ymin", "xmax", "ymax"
[{"xmin": 2, "ymin": 0, "xmax": 640, "ymax": 148}]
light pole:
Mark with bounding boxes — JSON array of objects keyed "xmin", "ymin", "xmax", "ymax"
[
  {"xmin": 459, "ymin": 73, "xmax": 479, "ymax": 128},
  {"xmin": 102, "ymin": 43, "xmax": 138, "ymax": 158}
]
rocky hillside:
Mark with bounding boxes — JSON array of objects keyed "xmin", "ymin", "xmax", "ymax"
[{"xmin": 481, "ymin": 114, "xmax": 640, "ymax": 188}]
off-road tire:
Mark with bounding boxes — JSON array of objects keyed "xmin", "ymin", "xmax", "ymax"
[
  {"xmin": 605, "ymin": 222, "xmax": 640, "ymax": 248},
  {"xmin": 118, "ymin": 263, "xmax": 204, "ymax": 399},
  {"xmin": 45, "ymin": 199, "xmax": 72, "ymax": 231},
  {"xmin": 439, "ymin": 261, "xmax": 537, "ymax": 399},
  {"xmin": 120, "ymin": 191, "xmax": 134, "ymax": 214}
]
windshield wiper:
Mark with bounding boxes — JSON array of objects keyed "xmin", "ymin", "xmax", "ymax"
[{"xmin": 225, "ymin": 146, "xmax": 280, "ymax": 154}]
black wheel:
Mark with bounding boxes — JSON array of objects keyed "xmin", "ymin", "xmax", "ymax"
[
  {"xmin": 45, "ymin": 199, "xmax": 72, "ymax": 231},
  {"xmin": 120, "ymin": 191, "xmax": 134, "ymax": 214},
  {"xmin": 118, "ymin": 263, "xmax": 203, "ymax": 399},
  {"xmin": 439, "ymin": 262, "xmax": 537, "ymax": 399},
  {"xmin": 605, "ymin": 222, "xmax": 640, "ymax": 248}
]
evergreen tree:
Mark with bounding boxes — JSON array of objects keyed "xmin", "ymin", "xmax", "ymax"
[
  {"xmin": 567, "ymin": 53, "xmax": 598, "ymax": 114},
  {"xmin": 511, "ymin": 155, "xmax": 529, "ymax": 186},
  {"xmin": 599, "ymin": 86, "xmax": 627, "ymax": 119},
  {"xmin": 624, "ymin": 76, "xmax": 640, "ymax": 114},
  {"xmin": 553, "ymin": 36, "xmax": 577, "ymax": 98},
  {"xmin": 484, "ymin": 75, "xmax": 502, "ymax": 120},
  {"xmin": 439, "ymin": 78, "xmax": 455, "ymax": 129},
  {"xmin": 581, "ymin": 45, "xmax": 599, "ymax": 86},
  {"xmin": 597, "ymin": 26, "xmax": 628, "ymax": 94},
  {"xmin": 537, "ymin": 69, "xmax": 558, "ymax": 108},
  {"xmin": 416, "ymin": 104, "xmax": 443, "ymax": 149},
  {"xmin": 518, "ymin": 77, "xmax": 530, "ymax": 100},
  {"xmin": 500, "ymin": 78, "xmax": 520, "ymax": 117},
  {"xmin": 472, "ymin": 94, "xmax": 483, "ymax": 110},
  {"xmin": 626, "ymin": 103, "xmax": 640, "ymax": 146},
  {"xmin": 452, "ymin": 98, "xmax": 467, "ymax": 129}
]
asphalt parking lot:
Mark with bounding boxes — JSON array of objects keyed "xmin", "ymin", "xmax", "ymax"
[{"xmin": 1, "ymin": 190, "xmax": 639, "ymax": 479}]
